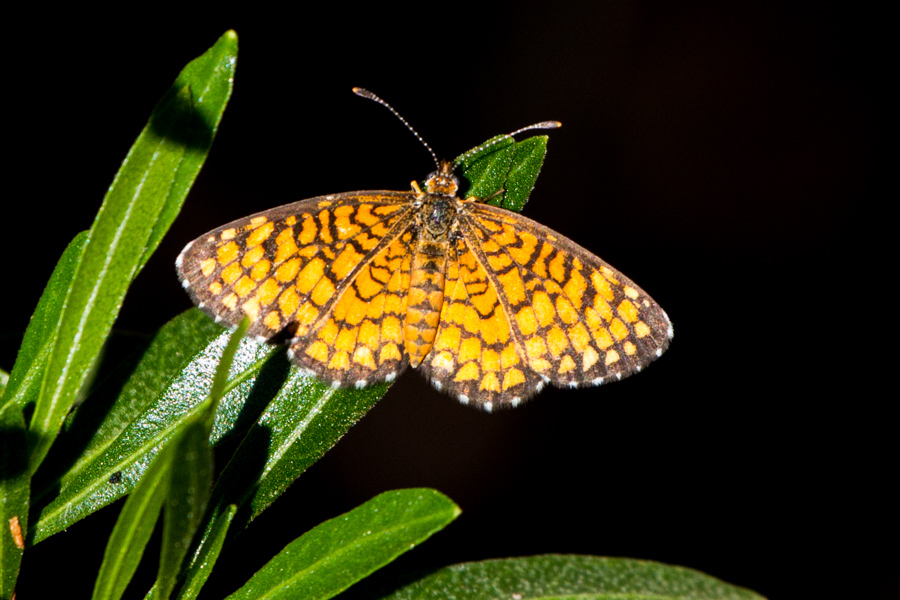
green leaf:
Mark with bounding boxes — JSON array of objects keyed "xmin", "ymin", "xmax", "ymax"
[
  {"xmin": 454, "ymin": 134, "xmax": 550, "ymax": 212},
  {"xmin": 505, "ymin": 136, "xmax": 551, "ymax": 212},
  {"xmin": 165, "ymin": 504, "xmax": 237, "ymax": 600},
  {"xmin": 138, "ymin": 32, "xmax": 239, "ymax": 272},
  {"xmin": 221, "ymin": 374, "xmax": 390, "ymax": 524},
  {"xmin": 0, "ymin": 405, "xmax": 29, "ymax": 600},
  {"xmin": 1, "ymin": 231, "xmax": 88, "ymax": 414},
  {"xmin": 177, "ymin": 370, "xmax": 389, "ymax": 597},
  {"xmin": 374, "ymin": 555, "xmax": 767, "ymax": 600},
  {"xmin": 455, "ymin": 135, "xmax": 516, "ymax": 201},
  {"xmin": 225, "ymin": 489, "xmax": 460, "ymax": 600},
  {"xmin": 156, "ymin": 318, "xmax": 246, "ymax": 600},
  {"xmin": 91, "ymin": 437, "xmax": 173, "ymax": 600},
  {"xmin": 93, "ymin": 317, "xmax": 245, "ymax": 600},
  {"xmin": 30, "ymin": 304, "xmax": 390, "ymax": 545},
  {"xmin": 28, "ymin": 30, "xmax": 237, "ymax": 473},
  {"xmin": 155, "ymin": 419, "xmax": 213, "ymax": 600},
  {"xmin": 29, "ymin": 310, "xmax": 275, "ymax": 545}
]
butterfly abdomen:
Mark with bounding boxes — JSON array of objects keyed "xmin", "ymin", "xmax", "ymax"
[{"xmin": 404, "ymin": 240, "xmax": 448, "ymax": 367}]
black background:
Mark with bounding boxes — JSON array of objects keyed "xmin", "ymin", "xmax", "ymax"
[{"xmin": 4, "ymin": 3, "xmax": 892, "ymax": 599}]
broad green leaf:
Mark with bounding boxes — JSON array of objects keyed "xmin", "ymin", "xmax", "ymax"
[
  {"xmin": 33, "ymin": 310, "xmax": 225, "ymax": 499},
  {"xmin": 29, "ymin": 30, "xmax": 237, "ymax": 473},
  {"xmin": 0, "ymin": 405, "xmax": 29, "ymax": 599},
  {"xmin": 454, "ymin": 134, "xmax": 551, "ymax": 211},
  {"xmin": 29, "ymin": 310, "xmax": 276, "ymax": 545},
  {"xmin": 93, "ymin": 318, "xmax": 245, "ymax": 600},
  {"xmin": 30, "ymin": 306, "xmax": 387, "ymax": 546},
  {"xmin": 226, "ymin": 489, "xmax": 460, "ymax": 600},
  {"xmin": 374, "ymin": 555, "xmax": 766, "ymax": 600},
  {"xmin": 1, "ymin": 231, "xmax": 88, "ymax": 413},
  {"xmin": 0, "ymin": 370, "xmax": 8, "ymax": 397}
]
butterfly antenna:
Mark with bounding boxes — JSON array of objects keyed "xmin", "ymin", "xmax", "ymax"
[
  {"xmin": 353, "ymin": 87, "xmax": 440, "ymax": 170},
  {"xmin": 508, "ymin": 121, "xmax": 562, "ymax": 136},
  {"xmin": 454, "ymin": 120, "xmax": 561, "ymax": 166}
]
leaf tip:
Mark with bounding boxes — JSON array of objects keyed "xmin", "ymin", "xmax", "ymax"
[{"xmin": 212, "ymin": 29, "xmax": 239, "ymax": 60}]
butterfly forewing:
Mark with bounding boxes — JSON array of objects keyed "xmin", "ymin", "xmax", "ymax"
[{"xmin": 177, "ymin": 191, "xmax": 416, "ymax": 351}]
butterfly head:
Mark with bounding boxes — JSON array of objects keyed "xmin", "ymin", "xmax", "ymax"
[{"xmin": 424, "ymin": 160, "xmax": 459, "ymax": 197}]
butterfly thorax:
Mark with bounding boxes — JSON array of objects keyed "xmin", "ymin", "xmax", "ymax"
[{"xmin": 420, "ymin": 196, "xmax": 456, "ymax": 238}]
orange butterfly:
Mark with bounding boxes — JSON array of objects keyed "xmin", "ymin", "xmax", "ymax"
[{"xmin": 177, "ymin": 89, "xmax": 672, "ymax": 411}]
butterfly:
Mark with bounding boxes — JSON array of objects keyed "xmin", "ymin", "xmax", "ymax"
[{"xmin": 177, "ymin": 89, "xmax": 673, "ymax": 411}]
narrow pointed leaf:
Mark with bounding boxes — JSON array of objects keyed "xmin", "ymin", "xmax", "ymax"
[
  {"xmin": 156, "ymin": 419, "xmax": 213, "ymax": 600},
  {"xmin": 91, "ymin": 442, "xmax": 173, "ymax": 600},
  {"xmin": 30, "ymin": 310, "xmax": 276, "ymax": 545},
  {"xmin": 225, "ymin": 489, "xmax": 460, "ymax": 600},
  {"xmin": 166, "ymin": 504, "xmax": 237, "ymax": 600},
  {"xmin": 29, "ymin": 30, "xmax": 237, "ymax": 473},
  {"xmin": 375, "ymin": 555, "xmax": 766, "ymax": 600},
  {"xmin": 92, "ymin": 317, "xmax": 244, "ymax": 600},
  {"xmin": 1, "ymin": 231, "xmax": 88, "ymax": 413},
  {"xmin": 156, "ymin": 318, "xmax": 246, "ymax": 600},
  {"xmin": 139, "ymin": 32, "xmax": 238, "ymax": 270},
  {"xmin": 178, "ymin": 373, "xmax": 389, "ymax": 596},
  {"xmin": 222, "ymin": 375, "xmax": 391, "ymax": 525},
  {"xmin": 0, "ymin": 406, "xmax": 29, "ymax": 600}
]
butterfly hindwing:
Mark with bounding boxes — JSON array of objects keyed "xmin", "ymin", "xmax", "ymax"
[
  {"xmin": 417, "ymin": 202, "xmax": 672, "ymax": 408},
  {"xmin": 286, "ymin": 225, "xmax": 416, "ymax": 387},
  {"xmin": 417, "ymin": 234, "xmax": 546, "ymax": 407}
]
